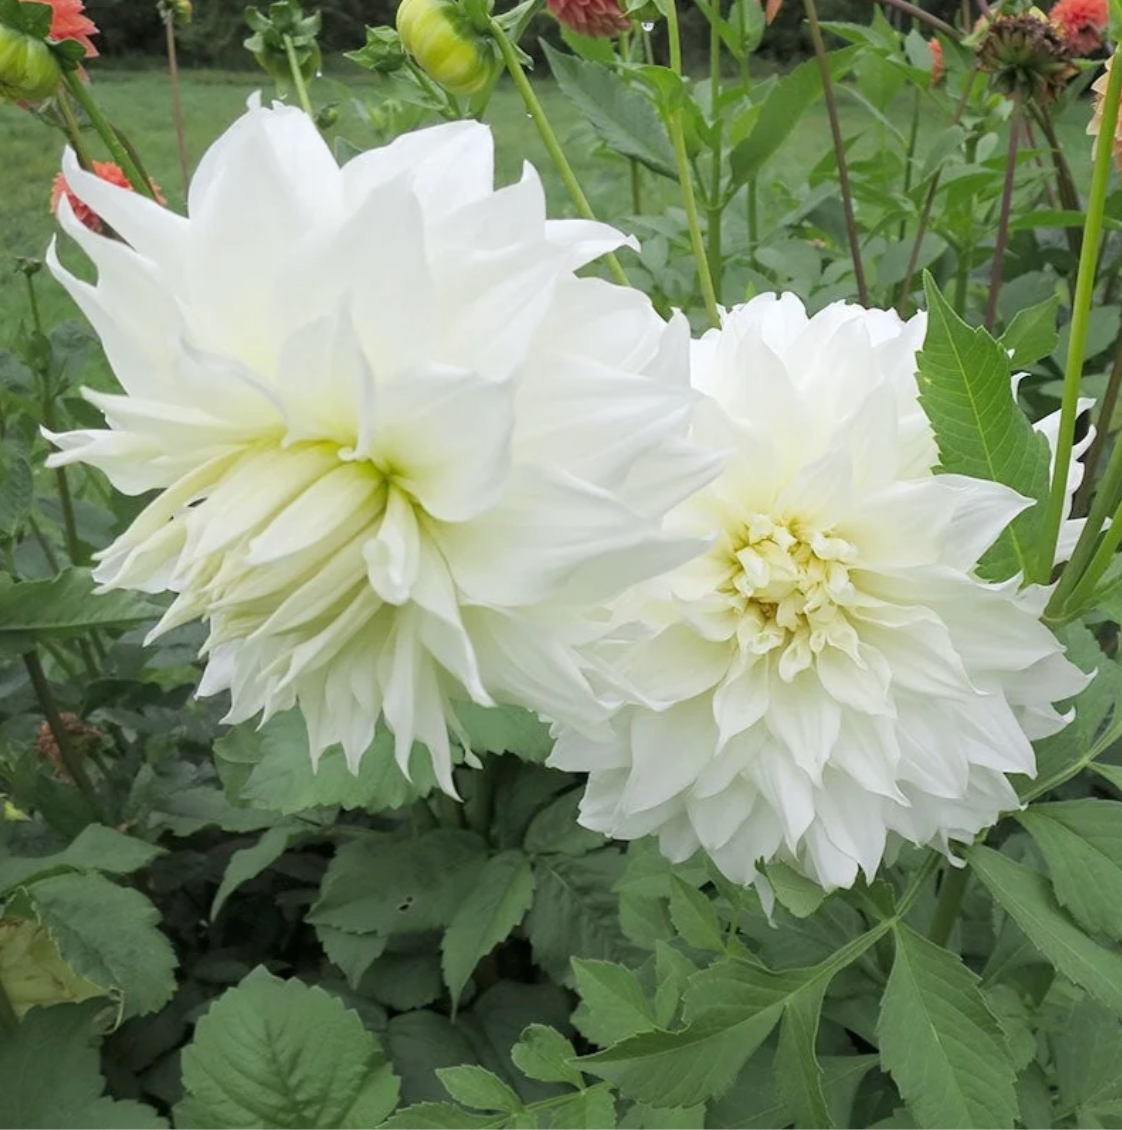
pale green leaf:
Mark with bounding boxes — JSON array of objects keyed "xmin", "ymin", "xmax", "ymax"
[
  {"xmin": 0, "ymin": 1001, "xmax": 167, "ymax": 1128},
  {"xmin": 438, "ymin": 1065, "xmax": 523, "ymax": 1114},
  {"xmin": 1001, "ymin": 296, "xmax": 1060, "ymax": 369},
  {"xmin": 443, "ymin": 851, "xmax": 536, "ymax": 1005},
  {"xmin": 454, "ymin": 702, "xmax": 553, "ymax": 762},
  {"xmin": 764, "ymin": 862, "xmax": 828, "ymax": 919},
  {"xmin": 775, "ymin": 978, "xmax": 831, "ymax": 1129},
  {"xmin": 572, "ymin": 958, "xmax": 658, "ymax": 1046},
  {"xmin": 546, "ymin": 1084, "xmax": 617, "ymax": 1129},
  {"xmin": 1017, "ymin": 799, "xmax": 1122, "ymax": 938},
  {"xmin": 211, "ymin": 824, "xmax": 304, "ymax": 919},
  {"xmin": 511, "ymin": 1025, "xmax": 584, "ymax": 1089},
  {"xmin": 317, "ymin": 925, "xmax": 387, "ymax": 989},
  {"xmin": 1054, "ymin": 997, "xmax": 1122, "ymax": 1126},
  {"xmin": 176, "ymin": 967, "xmax": 400, "ymax": 1128},
  {"xmin": 878, "ymin": 922, "xmax": 1016, "ymax": 1129},
  {"xmin": 917, "ymin": 274, "xmax": 1052, "ymax": 581},
  {"xmin": 27, "ymin": 872, "xmax": 177, "ymax": 1019},
  {"xmin": 0, "ymin": 824, "xmax": 162, "ymax": 895},
  {"xmin": 971, "ymin": 845, "xmax": 1122, "ymax": 1017},
  {"xmin": 380, "ymin": 1103, "xmax": 500, "ymax": 1129},
  {"xmin": 668, "ymin": 876, "xmax": 725, "ymax": 952}
]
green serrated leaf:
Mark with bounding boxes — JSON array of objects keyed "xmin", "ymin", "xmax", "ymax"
[
  {"xmin": 0, "ymin": 823, "xmax": 162, "ymax": 895},
  {"xmin": 380, "ymin": 1103, "xmax": 500, "ymax": 1129},
  {"xmin": 541, "ymin": 42, "xmax": 676, "ymax": 178},
  {"xmin": 310, "ymin": 830, "xmax": 488, "ymax": 936},
  {"xmin": 917, "ymin": 275, "xmax": 1052, "ymax": 581},
  {"xmin": 765, "ymin": 862, "xmax": 829, "ymax": 919},
  {"xmin": 26, "ymin": 872, "xmax": 177, "ymax": 1019},
  {"xmin": 1001, "ymin": 296, "xmax": 1060, "ymax": 369},
  {"xmin": 878, "ymin": 922, "xmax": 1016, "ymax": 1129},
  {"xmin": 177, "ymin": 967, "xmax": 400, "ymax": 1128},
  {"xmin": 211, "ymin": 824, "xmax": 304, "ymax": 919},
  {"xmin": 523, "ymin": 790, "xmax": 605, "ymax": 856},
  {"xmin": 547, "ymin": 1084, "xmax": 617, "ymax": 1128},
  {"xmin": 0, "ymin": 1001, "xmax": 167, "ymax": 1128},
  {"xmin": 573, "ymin": 958, "xmax": 658, "ymax": 1046},
  {"xmin": 1054, "ymin": 996, "xmax": 1122, "ymax": 1126},
  {"xmin": 442, "ymin": 850, "xmax": 536, "ymax": 1006},
  {"xmin": 455, "ymin": 702, "xmax": 553, "ymax": 761},
  {"xmin": 1017, "ymin": 799, "xmax": 1122, "ymax": 939},
  {"xmin": 0, "ymin": 455, "xmax": 32, "ymax": 540},
  {"xmin": 511, "ymin": 1025, "xmax": 584, "ymax": 1089},
  {"xmin": 971, "ymin": 845, "xmax": 1122, "ymax": 1017},
  {"xmin": 775, "ymin": 978, "xmax": 831, "ymax": 1129},
  {"xmin": 438, "ymin": 1065, "xmax": 524, "ymax": 1114},
  {"xmin": 668, "ymin": 876, "xmax": 725, "ymax": 952},
  {"xmin": 317, "ymin": 925, "xmax": 387, "ymax": 990}
]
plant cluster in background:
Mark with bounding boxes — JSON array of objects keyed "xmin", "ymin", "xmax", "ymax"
[{"xmin": 3, "ymin": 0, "xmax": 1122, "ymax": 1127}]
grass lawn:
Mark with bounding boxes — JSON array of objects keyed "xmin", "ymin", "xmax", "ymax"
[{"xmin": 0, "ymin": 66, "xmax": 1096, "ymax": 366}]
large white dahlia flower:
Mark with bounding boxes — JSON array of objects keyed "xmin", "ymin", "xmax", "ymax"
[
  {"xmin": 551, "ymin": 294, "xmax": 1089, "ymax": 891},
  {"xmin": 46, "ymin": 100, "xmax": 718, "ymax": 792}
]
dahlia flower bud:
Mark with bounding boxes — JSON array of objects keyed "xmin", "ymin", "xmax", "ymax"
[
  {"xmin": 978, "ymin": 9, "xmax": 1078, "ymax": 103},
  {"xmin": 396, "ymin": 0, "xmax": 498, "ymax": 96},
  {"xmin": 245, "ymin": 2, "xmax": 322, "ymax": 86},
  {"xmin": 547, "ymin": 0, "xmax": 629, "ymax": 37},
  {"xmin": 160, "ymin": 0, "xmax": 194, "ymax": 25},
  {"xmin": 929, "ymin": 37, "xmax": 945, "ymax": 83},
  {"xmin": 0, "ymin": 916, "xmax": 104, "ymax": 1017},
  {"xmin": 0, "ymin": 22, "xmax": 61, "ymax": 102},
  {"xmin": 1050, "ymin": 0, "xmax": 1107, "ymax": 55},
  {"xmin": 1088, "ymin": 57, "xmax": 1122, "ymax": 167}
]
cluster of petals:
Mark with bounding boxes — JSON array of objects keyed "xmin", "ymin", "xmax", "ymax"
[
  {"xmin": 50, "ymin": 161, "xmax": 164, "ymax": 233},
  {"xmin": 1089, "ymin": 58, "xmax": 1122, "ymax": 169},
  {"xmin": 547, "ymin": 0, "xmax": 630, "ymax": 38},
  {"xmin": 1050, "ymin": 0, "xmax": 1107, "ymax": 55},
  {"xmin": 45, "ymin": 100, "xmax": 718, "ymax": 795},
  {"xmin": 31, "ymin": 0, "xmax": 99, "ymax": 56},
  {"xmin": 928, "ymin": 37, "xmax": 945, "ymax": 83},
  {"xmin": 551, "ymin": 295, "xmax": 1088, "ymax": 893}
]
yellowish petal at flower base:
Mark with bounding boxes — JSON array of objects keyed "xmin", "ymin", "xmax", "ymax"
[
  {"xmin": 0, "ymin": 917, "xmax": 105, "ymax": 1018},
  {"xmin": 45, "ymin": 101, "xmax": 719, "ymax": 794},
  {"xmin": 553, "ymin": 295, "xmax": 1089, "ymax": 896}
]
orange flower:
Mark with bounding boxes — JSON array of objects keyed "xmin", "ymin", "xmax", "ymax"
[
  {"xmin": 20, "ymin": 0, "xmax": 99, "ymax": 57},
  {"xmin": 1050, "ymin": 0, "xmax": 1108, "ymax": 55},
  {"xmin": 929, "ymin": 36, "xmax": 945, "ymax": 83},
  {"xmin": 1088, "ymin": 57, "xmax": 1122, "ymax": 168},
  {"xmin": 547, "ymin": 0, "xmax": 629, "ymax": 37},
  {"xmin": 50, "ymin": 161, "xmax": 165, "ymax": 233}
]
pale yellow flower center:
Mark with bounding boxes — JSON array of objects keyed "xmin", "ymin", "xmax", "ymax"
[{"xmin": 721, "ymin": 513, "xmax": 861, "ymax": 680}]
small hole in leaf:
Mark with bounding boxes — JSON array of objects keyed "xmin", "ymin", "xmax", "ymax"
[{"xmin": 397, "ymin": 896, "xmax": 414, "ymax": 913}]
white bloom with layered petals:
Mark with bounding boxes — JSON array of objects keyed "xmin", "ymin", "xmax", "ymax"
[
  {"xmin": 47, "ymin": 101, "xmax": 718, "ymax": 792},
  {"xmin": 552, "ymin": 294, "xmax": 1089, "ymax": 891}
]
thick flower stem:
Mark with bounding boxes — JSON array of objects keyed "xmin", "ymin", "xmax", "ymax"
[
  {"xmin": 283, "ymin": 34, "xmax": 315, "ymax": 117},
  {"xmin": 877, "ymin": 0, "xmax": 958, "ymax": 39},
  {"xmin": 984, "ymin": 93, "xmax": 1022, "ymax": 332},
  {"xmin": 1074, "ymin": 332, "xmax": 1122, "ymax": 517},
  {"xmin": 928, "ymin": 865, "xmax": 968, "ymax": 947},
  {"xmin": 22, "ymin": 651, "xmax": 101, "ymax": 814},
  {"xmin": 803, "ymin": 0, "xmax": 867, "ymax": 305},
  {"xmin": 61, "ymin": 71, "xmax": 156, "ymax": 200},
  {"xmin": 490, "ymin": 21, "xmax": 630, "ymax": 288},
  {"xmin": 665, "ymin": 0, "xmax": 721, "ymax": 325},
  {"xmin": 165, "ymin": 13, "xmax": 191, "ymax": 196},
  {"xmin": 56, "ymin": 88, "xmax": 95, "ymax": 171},
  {"xmin": 1037, "ymin": 47, "xmax": 1122, "ymax": 583}
]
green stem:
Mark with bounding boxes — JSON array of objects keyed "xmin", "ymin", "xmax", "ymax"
[
  {"xmin": 1054, "ymin": 491, "xmax": 1122, "ymax": 615},
  {"xmin": 898, "ymin": 85, "xmax": 920, "ymax": 247},
  {"xmin": 22, "ymin": 651, "xmax": 101, "ymax": 813},
  {"xmin": 56, "ymin": 88, "xmax": 95, "ymax": 170},
  {"xmin": 803, "ymin": 0, "xmax": 867, "ymax": 305},
  {"xmin": 707, "ymin": 1, "xmax": 724, "ymax": 305},
  {"xmin": 490, "ymin": 20, "xmax": 629, "ymax": 288},
  {"xmin": 928, "ymin": 865, "xmax": 968, "ymax": 947},
  {"xmin": 984, "ymin": 92, "xmax": 1021, "ymax": 332},
  {"xmin": 1037, "ymin": 47, "xmax": 1122, "ymax": 583},
  {"xmin": 877, "ymin": 0, "xmax": 959, "ymax": 37},
  {"xmin": 61, "ymin": 71, "xmax": 155, "ymax": 199},
  {"xmin": 747, "ymin": 177, "xmax": 758, "ymax": 266},
  {"xmin": 282, "ymin": 34, "xmax": 315, "ymax": 117},
  {"xmin": 27, "ymin": 515, "xmax": 60, "ymax": 573},
  {"xmin": 1073, "ymin": 331, "xmax": 1122, "ymax": 517},
  {"xmin": 665, "ymin": 0, "xmax": 721, "ymax": 325},
  {"xmin": 166, "ymin": 13, "xmax": 191, "ymax": 196},
  {"xmin": 630, "ymin": 159, "xmax": 643, "ymax": 213}
]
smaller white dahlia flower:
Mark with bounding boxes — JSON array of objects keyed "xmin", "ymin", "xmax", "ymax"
[
  {"xmin": 552, "ymin": 295, "xmax": 1089, "ymax": 892},
  {"xmin": 46, "ymin": 100, "xmax": 718, "ymax": 792}
]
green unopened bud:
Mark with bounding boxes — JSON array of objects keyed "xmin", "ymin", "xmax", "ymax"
[
  {"xmin": 396, "ymin": 0, "xmax": 498, "ymax": 96},
  {"xmin": 245, "ymin": 3, "xmax": 322, "ymax": 85},
  {"xmin": 0, "ymin": 917, "xmax": 104, "ymax": 1018},
  {"xmin": 161, "ymin": 0, "xmax": 194, "ymax": 25},
  {"xmin": 0, "ymin": 24, "xmax": 61, "ymax": 102}
]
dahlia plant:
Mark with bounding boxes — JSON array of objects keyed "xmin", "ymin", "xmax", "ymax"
[{"xmin": 3, "ymin": 0, "xmax": 1122, "ymax": 1126}]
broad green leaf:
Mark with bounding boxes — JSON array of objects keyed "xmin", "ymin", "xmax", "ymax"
[
  {"xmin": 26, "ymin": 872, "xmax": 177, "ymax": 1018},
  {"xmin": 211, "ymin": 823, "xmax": 304, "ymax": 919},
  {"xmin": 442, "ymin": 850, "xmax": 536, "ymax": 1005},
  {"xmin": 438, "ymin": 1065, "xmax": 524, "ymax": 1114},
  {"xmin": 381, "ymin": 1103, "xmax": 499, "ymax": 1129},
  {"xmin": 971, "ymin": 845, "xmax": 1122, "ymax": 1017},
  {"xmin": 0, "ymin": 823, "xmax": 162, "ymax": 895},
  {"xmin": 878, "ymin": 923, "xmax": 1016, "ymax": 1129},
  {"xmin": 1001, "ymin": 296, "xmax": 1060, "ymax": 369},
  {"xmin": 176, "ymin": 967, "xmax": 400, "ymax": 1128},
  {"xmin": 572, "ymin": 959, "xmax": 659, "ymax": 1046},
  {"xmin": 454, "ymin": 703, "xmax": 553, "ymax": 762},
  {"xmin": 0, "ymin": 1001, "xmax": 167, "ymax": 1128},
  {"xmin": 619, "ymin": 1101, "xmax": 701, "ymax": 1128},
  {"xmin": 0, "ymin": 454, "xmax": 32, "ymax": 539},
  {"xmin": 1017, "ymin": 799, "xmax": 1122, "ymax": 938},
  {"xmin": 526, "ymin": 850, "xmax": 637, "ymax": 984},
  {"xmin": 0, "ymin": 569, "xmax": 162, "ymax": 650},
  {"xmin": 653, "ymin": 941, "xmax": 696, "ymax": 1027},
  {"xmin": 541, "ymin": 42, "xmax": 676, "ymax": 178},
  {"xmin": 310, "ymin": 830, "xmax": 488, "ymax": 936},
  {"xmin": 729, "ymin": 47, "xmax": 859, "ymax": 186},
  {"xmin": 775, "ymin": 979, "xmax": 831, "ymax": 1129},
  {"xmin": 1054, "ymin": 997, "xmax": 1122, "ymax": 1126},
  {"xmin": 668, "ymin": 876, "xmax": 725, "ymax": 952},
  {"xmin": 917, "ymin": 274, "xmax": 1052, "ymax": 581},
  {"xmin": 764, "ymin": 862, "xmax": 828, "ymax": 919},
  {"xmin": 523, "ymin": 790, "xmax": 605, "ymax": 856},
  {"xmin": 213, "ymin": 710, "xmax": 437, "ymax": 815},
  {"xmin": 364, "ymin": 952, "xmax": 443, "ymax": 1011},
  {"xmin": 317, "ymin": 925, "xmax": 387, "ymax": 989},
  {"xmin": 547, "ymin": 1084, "xmax": 617, "ymax": 1128},
  {"xmin": 386, "ymin": 1010, "xmax": 483, "ymax": 1105},
  {"xmin": 511, "ymin": 1025, "xmax": 585, "ymax": 1089}
]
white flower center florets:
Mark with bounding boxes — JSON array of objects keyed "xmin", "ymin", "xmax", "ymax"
[{"xmin": 719, "ymin": 513, "xmax": 862, "ymax": 681}]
